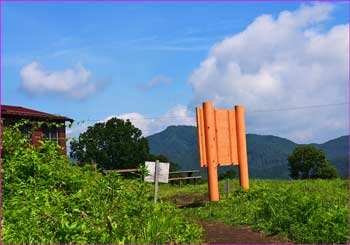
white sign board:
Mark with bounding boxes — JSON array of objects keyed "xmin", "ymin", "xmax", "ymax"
[{"xmin": 144, "ymin": 161, "xmax": 170, "ymax": 183}]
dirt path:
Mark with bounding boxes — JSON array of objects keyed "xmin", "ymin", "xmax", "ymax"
[
  {"xmin": 198, "ymin": 219, "xmax": 289, "ymax": 244},
  {"xmin": 164, "ymin": 193, "xmax": 291, "ymax": 244}
]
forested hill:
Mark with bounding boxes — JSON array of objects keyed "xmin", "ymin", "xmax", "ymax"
[{"xmin": 147, "ymin": 126, "xmax": 349, "ymax": 179}]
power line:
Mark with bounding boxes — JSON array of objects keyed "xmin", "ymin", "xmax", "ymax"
[
  {"xmin": 247, "ymin": 102, "xmax": 349, "ymax": 113},
  {"xmin": 74, "ymin": 102, "xmax": 349, "ymax": 123},
  {"xmin": 77, "ymin": 116, "xmax": 195, "ymax": 122}
]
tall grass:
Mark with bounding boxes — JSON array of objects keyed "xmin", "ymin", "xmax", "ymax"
[
  {"xmin": 160, "ymin": 179, "xmax": 349, "ymax": 244},
  {"xmin": 2, "ymin": 124, "xmax": 202, "ymax": 244}
]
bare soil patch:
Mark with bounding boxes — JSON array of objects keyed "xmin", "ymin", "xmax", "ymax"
[
  {"xmin": 163, "ymin": 193, "xmax": 208, "ymax": 208},
  {"xmin": 164, "ymin": 193, "xmax": 291, "ymax": 244},
  {"xmin": 198, "ymin": 219, "xmax": 290, "ymax": 244}
]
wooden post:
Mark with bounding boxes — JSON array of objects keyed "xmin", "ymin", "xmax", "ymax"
[
  {"xmin": 203, "ymin": 102, "xmax": 219, "ymax": 201},
  {"xmin": 224, "ymin": 179, "xmax": 231, "ymax": 197},
  {"xmin": 235, "ymin": 105, "xmax": 249, "ymax": 189},
  {"xmin": 154, "ymin": 160, "xmax": 159, "ymax": 203}
]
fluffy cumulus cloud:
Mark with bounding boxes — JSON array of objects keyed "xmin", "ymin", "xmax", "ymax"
[
  {"xmin": 20, "ymin": 62, "xmax": 99, "ymax": 99},
  {"xmin": 103, "ymin": 105, "xmax": 195, "ymax": 136},
  {"xmin": 188, "ymin": 3, "xmax": 349, "ymax": 143}
]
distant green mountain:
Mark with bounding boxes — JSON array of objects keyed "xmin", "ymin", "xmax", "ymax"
[{"xmin": 147, "ymin": 126, "xmax": 349, "ymax": 179}]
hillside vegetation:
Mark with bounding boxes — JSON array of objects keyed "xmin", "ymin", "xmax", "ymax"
[
  {"xmin": 147, "ymin": 126, "xmax": 349, "ymax": 178},
  {"xmin": 160, "ymin": 179, "xmax": 349, "ymax": 244},
  {"xmin": 2, "ymin": 124, "xmax": 202, "ymax": 243}
]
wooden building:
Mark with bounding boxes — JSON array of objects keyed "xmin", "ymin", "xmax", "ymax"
[{"xmin": 1, "ymin": 105, "xmax": 73, "ymax": 155}]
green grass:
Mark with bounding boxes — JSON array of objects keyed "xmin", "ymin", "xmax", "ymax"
[
  {"xmin": 159, "ymin": 179, "xmax": 349, "ymax": 244},
  {"xmin": 3, "ymin": 124, "xmax": 348, "ymax": 244},
  {"xmin": 2, "ymin": 125, "xmax": 203, "ymax": 244}
]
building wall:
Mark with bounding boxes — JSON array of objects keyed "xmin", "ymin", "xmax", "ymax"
[
  {"xmin": 2, "ymin": 116, "xmax": 68, "ymax": 156},
  {"xmin": 32, "ymin": 129, "xmax": 43, "ymax": 147},
  {"xmin": 58, "ymin": 126, "xmax": 67, "ymax": 155},
  {"xmin": 31, "ymin": 127, "xmax": 67, "ymax": 155}
]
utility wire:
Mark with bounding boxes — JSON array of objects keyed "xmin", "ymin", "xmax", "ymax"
[
  {"xmin": 75, "ymin": 102, "xmax": 349, "ymax": 122},
  {"xmin": 246, "ymin": 102, "xmax": 349, "ymax": 113}
]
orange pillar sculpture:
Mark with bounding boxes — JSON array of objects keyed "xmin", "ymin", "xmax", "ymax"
[
  {"xmin": 235, "ymin": 105, "xmax": 249, "ymax": 189},
  {"xmin": 203, "ymin": 102, "xmax": 220, "ymax": 201}
]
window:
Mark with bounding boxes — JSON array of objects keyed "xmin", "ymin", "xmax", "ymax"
[
  {"xmin": 43, "ymin": 128, "xmax": 59, "ymax": 143},
  {"xmin": 19, "ymin": 125, "xmax": 31, "ymax": 138},
  {"xmin": 49, "ymin": 130, "xmax": 58, "ymax": 142}
]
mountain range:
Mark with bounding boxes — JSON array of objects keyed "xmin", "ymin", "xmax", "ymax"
[{"xmin": 147, "ymin": 126, "xmax": 349, "ymax": 179}]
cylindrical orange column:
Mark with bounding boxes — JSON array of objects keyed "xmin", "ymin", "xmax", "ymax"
[
  {"xmin": 203, "ymin": 102, "xmax": 219, "ymax": 201},
  {"xmin": 235, "ymin": 105, "xmax": 249, "ymax": 190}
]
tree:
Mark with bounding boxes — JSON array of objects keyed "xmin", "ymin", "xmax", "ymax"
[
  {"xmin": 313, "ymin": 162, "xmax": 338, "ymax": 179},
  {"xmin": 70, "ymin": 117, "xmax": 149, "ymax": 170},
  {"xmin": 288, "ymin": 145, "xmax": 338, "ymax": 179}
]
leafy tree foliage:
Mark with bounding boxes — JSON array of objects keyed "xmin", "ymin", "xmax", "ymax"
[
  {"xmin": 288, "ymin": 145, "xmax": 338, "ymax": 179},
  {"xmin": 70, "ymin": 118, "xmax": 149, "ymax": 170}
]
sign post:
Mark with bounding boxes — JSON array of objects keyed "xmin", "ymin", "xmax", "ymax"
[
  {"xmin": 224, "ymin": 179, "xmax": 231, "ymax": 197},
  {"xmin": 235, "ymin": 105, "xmax": 249, "ymax": 189},
  {"xmin": 203, "ymin": 102, "xmax": 219, "ymax": 201},
  {"xmin": 154, "ymin": 160, "xmax": 159, "ymax": 203},
  {"xmin": 144, "ymin": 161, "xmax": 170, "ymax": 203},
  {"xmin": 196, "ymin": 101, "xmax": 249, "ymax": 202}
]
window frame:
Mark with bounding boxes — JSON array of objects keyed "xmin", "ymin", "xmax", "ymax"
[{"xmin": 43, "ymin": 127, "xmax": 59, "ymax": 143}]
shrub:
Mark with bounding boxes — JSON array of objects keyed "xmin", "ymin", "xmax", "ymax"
[{"xmin": 2, "ymin": 123, "xmax": 202, "ymax": 243}]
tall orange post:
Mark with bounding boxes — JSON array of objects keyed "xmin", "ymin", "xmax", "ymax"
[
  {"xmin": 203, "ymin": 102, "xmax": 219, "ymax": 201},
  {"xmin": 235, "ymin": 105, "xmax": 249, "ymax": 189}
]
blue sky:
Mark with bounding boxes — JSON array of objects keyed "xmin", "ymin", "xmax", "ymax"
[{"xmin": 2, "ymin": 2, "xmax": 349, "ymax": 143}]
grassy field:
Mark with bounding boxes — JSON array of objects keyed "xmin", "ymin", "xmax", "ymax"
[
  {"xmin": 4, "ymin": 124, "xmax": 348, "ymax": 244},
  {"xmin": 159, "ymin": 179, "xmax": 349, "ymax": 244}
]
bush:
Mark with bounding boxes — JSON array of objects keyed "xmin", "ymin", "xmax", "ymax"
[{"xmin": 2, "ymin": 123, "xmax": 202, "ymax": 243}]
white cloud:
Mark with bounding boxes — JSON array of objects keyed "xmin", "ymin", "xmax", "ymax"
[
  {"xmin": 188, "ymin": 3, "xmax": 349, "ymax": 143},
  {"xmin": 20, "ymin": 62, "xmax": 99, "ymax": 99},
  {"xmin": 66, "ymin": 105, "xmax": 194, "ymax": 141},
  {"xmin": 139, "ymin": 75, "xmax": 172, "ymax": 90},
  {"xmin": 103, "ymin": 105, "xmax": 195, "ymax": 136},
  {"xmin": 66, "ymin": 122, "xmax": 89, "ymax": 139}
]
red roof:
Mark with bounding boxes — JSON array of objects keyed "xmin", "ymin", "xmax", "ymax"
[{"xmin": 1, "ymin": 105, "xmax": 74, "ymax": 122}]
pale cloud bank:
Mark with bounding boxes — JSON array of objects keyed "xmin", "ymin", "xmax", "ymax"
[
  {"xmin": 20, "ymin": 62, "xmax": 99, "ymax": 99},
  {"xmin": 188, "ymin": 3, "xmax": 348, "ymax": 143},
  {"xmin": 104, "ymin": 105, "xmax": 195, "ymax": 136}
]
